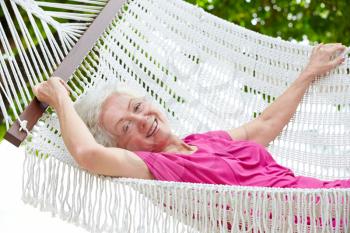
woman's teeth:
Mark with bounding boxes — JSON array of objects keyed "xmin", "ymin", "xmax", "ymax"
[{"xmin": 147, "ymin": 118, "xmax": 158, "ymax": 137}]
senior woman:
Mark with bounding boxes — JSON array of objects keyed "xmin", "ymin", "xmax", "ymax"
[{"xmin": 33, "ymin": 43, "xmax": 350, "ymax": 188}]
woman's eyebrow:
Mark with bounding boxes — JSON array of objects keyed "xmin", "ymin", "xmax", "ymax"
[
  {"xmin": 114, "ymin": 98, "xmax": 135, "ymax": 130},
  {"xmin": 128, "ymin": 97, "xmax": 136, "ymax": 111}
]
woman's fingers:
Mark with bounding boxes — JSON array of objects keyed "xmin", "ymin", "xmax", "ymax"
[
  {"xmin": 32, "ymin": 83, "xmax": 47, "ymax": 104},
  {"xmin": 327, "ymin": 44, "xmax": 346, "ymax": 65},
  {"xmin": 329, "ymin": 44, "xmax": 346, "ymax": 54},
  {"xmin": 32, "ymin": 85, "xmax": 38, "ymax": 96},
  {"xmin": 329, "ymin": 55, "xmax": 346, "ymax": 68},
  {"xmin": 317, "ymin": 43, "xmax": 346, "ymax": 67},
  {"xmin": 313, "ymin": 43, "xmax": 323, "ymax": 53},
  {"xmin": 58, "ymin": 78, "xmax": 71, "ymax": 94},
  {"xmin": 32, "ymin": 83, "xmax": 44, "ymax": 96},
  {"xmin": 320, "ymin": 43, "xmax": 345, "ymax": 54},
  {"xmin": 31, "ymin": 77, "xmax": 69, "ymax": 108},
  {"xmin": 305, "ymin": 42, "xmax": 347, "ymax": 79},
  {"xmin": 322, "ymin": 42, "xmax": 342, "ymax": 47}
]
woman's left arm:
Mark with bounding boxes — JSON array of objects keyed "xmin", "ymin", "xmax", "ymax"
[{"xmin": 228, "ymin": 43, "xmax": 346, "ymax": 147}]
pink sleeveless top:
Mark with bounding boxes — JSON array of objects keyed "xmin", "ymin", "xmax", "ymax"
[{"xmin": 134, "ymin": 130, "xmax": 350, "ymax": 188}]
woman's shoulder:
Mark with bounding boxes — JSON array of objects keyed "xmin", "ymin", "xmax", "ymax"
[
  {"xmin": 119, "ymin": 150, "xmax": 156, "ymax": 180},
  {"xmin": 182, "ymin": 130, "xmax": 233, "ymax": 141}
]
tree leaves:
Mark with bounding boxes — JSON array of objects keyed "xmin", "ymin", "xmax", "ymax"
[{"xmin": 186, "ymin": 0, "xmax": 350, "ymax": 45}]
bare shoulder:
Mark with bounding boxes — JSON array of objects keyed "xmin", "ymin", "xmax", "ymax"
[
  {"xmin": 86, "ymin": 145, "xmax": 155, "ymax": 180},
  {"xmin": 226, "ymin": 117, "xmax": 272, "ymax": 148},
  {"xmin": 226, "ymin": 125, "xmax": 248, "ymax": 141},
  {"xmin": 116, "ymin": 148, "xmax": 156, "ymax": 180}
]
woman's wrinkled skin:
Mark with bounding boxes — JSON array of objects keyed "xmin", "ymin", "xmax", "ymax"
[
  {"xmin": 99, "ymin": 93, "xmax": 197, "ymax": 154},
  {"xmin": 31, "ymin": 43, "xmax": 347, "ymax": 178}
]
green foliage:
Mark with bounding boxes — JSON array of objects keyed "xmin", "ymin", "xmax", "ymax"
[
  {"xmin": 0, "ymin": 122, "xmax": 5, "ymax": 143},
  {"xmin": 1, "ymin": 1, "xmax": 349, "ymax": 143},
  {"xmin": 185, "ymin": 0, "xmax": 350, "ymax": 45}
]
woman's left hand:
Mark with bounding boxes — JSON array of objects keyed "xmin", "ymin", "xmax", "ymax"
[
  {"xmin": 303, "ymin": 43, "xmax": 346, "ymax": 80},
  {"xmin": 33, "ymin": 77, "xmax": 70, "ymax": 109}
]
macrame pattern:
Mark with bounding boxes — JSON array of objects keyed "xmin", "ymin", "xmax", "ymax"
[{"xmin": 1, "ymin": 0, "xmax": 350, "ymax": 232}]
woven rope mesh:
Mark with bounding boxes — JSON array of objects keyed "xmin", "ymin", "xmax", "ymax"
[
  {"xmin": 0, "ymin": 0, "xmax": 107, "ymax": 126},
  {"xmin": 24, "ymin": 0, "xmax": 350, "ymax": 181},
  {"xmin": 1, "ymin": 0, "xmax": 348, "ymax": 232}
]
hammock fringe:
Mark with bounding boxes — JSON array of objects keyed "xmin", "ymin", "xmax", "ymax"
[
  {"xmin": 22, "ymin": 150, "xmax": 350, "ymax": 233},
  {"xmin": 2, "ymin": 0, "xmax": 350, "ymax": 232}
]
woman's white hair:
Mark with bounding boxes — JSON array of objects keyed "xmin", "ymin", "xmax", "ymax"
[{"xmin": 74, "ymin": 79, "xmax": 144, "ymax": 147}]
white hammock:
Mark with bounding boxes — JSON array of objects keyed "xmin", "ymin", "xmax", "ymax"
[{"xmin": 1, "ymin": 0, "xmax": 350, "ymax": 232}]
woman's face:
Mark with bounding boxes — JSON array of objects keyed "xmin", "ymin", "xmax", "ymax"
[{"xmin": 99, "ymin": 93, "xmax": 173, "ymax": 152}]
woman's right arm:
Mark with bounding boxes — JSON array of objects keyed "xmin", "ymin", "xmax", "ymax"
[
  {"xmin": 33, "ymin": 77, "xmax": 153, "ymax": 179},
  {"xmin": 228, "ymin": 43, "xmax": 346, "ymax": 147}
]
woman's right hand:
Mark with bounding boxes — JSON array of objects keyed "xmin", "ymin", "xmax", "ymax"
[
  {"xmin": 303, "ymin": 43, "xmax": 346, "ymax": 80},
  {"xmin": 33, "ymin": 77, "xmax": 70, "ymax": 109}
]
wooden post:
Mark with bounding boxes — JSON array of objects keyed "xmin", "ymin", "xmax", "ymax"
[{"xmin": 5, "ymin": 0, "xmax": 126, "ymax": 147}]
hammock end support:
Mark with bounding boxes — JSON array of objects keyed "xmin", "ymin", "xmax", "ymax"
[
  {"xmin": 5, "ymin": 98, "xmax": 47, "ymax": 147},
  {"xmin": 4, "ymin": 127, "xmax": 25, "ymax": 147},
  {"xmin": 4, "ymin": 0, "xmax": 125, "ymax": 147}
]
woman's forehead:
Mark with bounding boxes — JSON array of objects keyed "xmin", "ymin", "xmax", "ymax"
[
  {"xmin": 104, "ymin": 93, "xmax": 133, "ymax": 109},
  {"xmin": 102, "ymin": 93, "xmax": 149, "ymax": 119}
]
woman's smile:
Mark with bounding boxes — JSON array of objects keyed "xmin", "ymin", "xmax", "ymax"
[{"xmin": 146, "ymin": 118, "xmax": 158, "ymax": 137}]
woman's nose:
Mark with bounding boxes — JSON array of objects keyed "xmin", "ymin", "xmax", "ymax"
[{"xmin": 134, "ymin": 114, "xmax": 150, "ymax": 131}]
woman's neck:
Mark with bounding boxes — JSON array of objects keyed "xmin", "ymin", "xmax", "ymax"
[{"xmin": 162, "ymin": 136, "xmax": 197, "ymax": 155}]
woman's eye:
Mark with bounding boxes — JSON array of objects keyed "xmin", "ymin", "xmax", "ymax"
[
  {"xmin": 134, "ymin": 102, "xmax": 142, "ymax": 112},
  {"xmin": 123, "ymin": 122, "xmax": 130, "ymax": 133}
]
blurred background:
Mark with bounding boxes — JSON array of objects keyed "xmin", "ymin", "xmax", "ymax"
[
  {"xmin": 0, "ymin": 1, "xmax": 349, "ymax": 233},
  {"xmin": 1, "ymin": 0, "xmax": 350, "ymax": 139},
  {"xmin": 187, "ymin": 0, "xmax": 350, "ymax": 45},
  {"xmin": 0, "ymin": 0, "xmax": 350, "ymax": 140}
]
